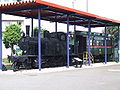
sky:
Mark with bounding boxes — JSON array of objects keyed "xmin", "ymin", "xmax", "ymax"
[
  {"xmin": 43, "ymin": 0, "xmax": 120, "ymax": 20},
  {"xmin": 40, "ymin": 0, "xmax": 120, "ymax": 33}
]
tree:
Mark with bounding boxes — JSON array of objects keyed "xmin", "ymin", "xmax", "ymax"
[
  {"xmin": 102, "ymin": 26, "xmax": 119, "ymax": 61},
  {"xmin": 104, "ymin": 26, "xmax": 118, "ymax": 38},
  {"xmin": 34, "ymin": 26, "xmax": 46, "ymax": 38},
  {"xmin": 33, "ymin": 26, "xmax": 46, "ymax": 32},
  {"xmin": 3, "ymin": 24, "xmax": 23, "ymax": 55},
  {"xmin": 104, "ymin": 26, "xmax": 118, "ymax": 45}
]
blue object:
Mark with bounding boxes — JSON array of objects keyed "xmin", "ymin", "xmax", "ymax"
[
  {"xmin": 38, "ymin": 8, "xmax": 42, "ymax": 71},
  {"xmin": 31, "ymin": 18, "xmax": 33, "ymax": 37},
  {"xmin": 118, "ymin": 26, "xmax": 120, "ymax": 62},
  {"xmin": 55, "ymin": 21, "xmax": 57, "ymax": 32},
  {"xmin": 55, "ymin": 16, "xmax": 57, "ymax": 33},
  {"xmin": 88, "ymin": 20, "xmax": 91, "ymax": 66},
  {"xmin": 0, "ymin": 13, "xmax": 2, "ymax": 70},
  {"xmin": 104, "ymin": 25, "xmax": 107, "ymax": 64},
  {"xmin": 74, "ymin": 24, "xmax": 76, "ymax": 53},
  {"xmin": 67, "ymin": 15, "xmax": 70, "ymax": 68}
]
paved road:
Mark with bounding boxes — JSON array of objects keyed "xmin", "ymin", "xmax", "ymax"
[{"xmin": 0, "ymin": 65, "xmax": 120, "ymax": 90}]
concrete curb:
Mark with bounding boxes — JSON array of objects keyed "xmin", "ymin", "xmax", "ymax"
[{"xmin": 0, "ymin": 62, "xmax": 120, "ymax": 75}]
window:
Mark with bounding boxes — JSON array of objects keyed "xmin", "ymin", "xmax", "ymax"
[{"xmin": 17, "ymin": 21, "xmax": 22, "ymax": 26}]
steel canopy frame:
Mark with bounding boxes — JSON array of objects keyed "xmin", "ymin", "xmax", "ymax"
[
  {"xmin": 118, "ymin": 26, "xmax": 120, "ymax": 62},
  {"xmin": 88, "ymin": 20, "xmax": 91, "ymax": 65},
  {"xmin": 38, "ymin": 8, "xmax": 42, "ymax": 71},
  {"xmin": 0, "ymin": 13, "xmax": 2, "ymax": 70},
  {"xmin": 0, "ymin": 0, "xmax": 120, "ymax": 27},
  {"xmin": 104, "ymin": 25, "xmax": 107, "ymax": 64},
  {"xmin": 0, "ymin": 0, "xmax": 120, "ymax": 70},
  {"xmin": 67, "ymin": 15, "xmax": 70, "ymax": 67}
]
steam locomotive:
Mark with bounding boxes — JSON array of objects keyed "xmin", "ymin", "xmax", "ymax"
[
  {"xmin": 8, "ymin": 26, "xmax": 84, "ymax": 71},
  {"xmin": 8, "ymin": 25, "xmax": 112, "ymax": 71}
]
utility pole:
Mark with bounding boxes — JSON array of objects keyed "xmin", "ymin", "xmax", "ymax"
[
  {"xmin": 86, "ymin": 0, "xmax": 88, "ymax": 12},
  {"xmin": 72, "ymin": 0, "xmax": 76, "ymax": 8}
]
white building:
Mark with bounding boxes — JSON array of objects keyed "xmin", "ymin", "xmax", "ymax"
[{"xmin": 0, "ymin": 0, "xmax": 28, "ymax": 58}]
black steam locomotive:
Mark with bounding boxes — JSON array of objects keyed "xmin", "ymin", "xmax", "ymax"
[
  {"xmin": 8, "ymin": 24, "xmax": 114, "ymax": 71},
  {"xmin": 8, "ymin": 26, "xmax": 84, "ymax": 71}
]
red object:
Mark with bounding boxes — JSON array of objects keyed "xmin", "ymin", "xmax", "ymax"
[
  {"xmin": 86, "ymin": 46, "xmax": 112, "ymax": 48},
  {"xmin": 0, "ymin": 0, "xmax": 120, "ymax": 27}
]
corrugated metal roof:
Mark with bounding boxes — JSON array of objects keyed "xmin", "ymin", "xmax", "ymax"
[{"xmin": 0, "ymin": 0, "xmax": 120, "ymax": 27}]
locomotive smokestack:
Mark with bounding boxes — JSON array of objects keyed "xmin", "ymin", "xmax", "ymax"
[{"xmin": 26, "ymin": 25, "xmax": 30, "ymax": 36}]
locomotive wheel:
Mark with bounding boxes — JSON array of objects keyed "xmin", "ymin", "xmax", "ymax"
[
  {"xmin": 12, "ymin": 62, "xmax": 20, "ymax": 72},
  {"xmin": 53, "ymin": 56, "xmax": 66, "ymax": 66},
  {"xmin": 59, "ymin": 56, "xmax": 66, "ymax": 66},
  {"xmin": 31, "ymin": 59, "xmax": 38, "ymax": 69},
  {"xmin": 41, "ymin": 56, "xmax": 66, "ymax": 68},
  {"xmin": 23, "ymin": 59, "xmax": 31, "ymax": 69}
]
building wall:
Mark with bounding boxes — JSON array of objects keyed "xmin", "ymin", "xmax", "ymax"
[{"xmin": 0, "ymin": 0, "xmax": 29, "ymax": 58}]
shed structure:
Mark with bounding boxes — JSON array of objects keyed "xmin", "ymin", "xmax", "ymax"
[{"xmin": 0, "ymin": 0, "xmax": 120, "ymax": 70}]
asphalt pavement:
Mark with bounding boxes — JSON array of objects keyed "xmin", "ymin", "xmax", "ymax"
[{"xmin": 0, "ymin": 62, "xmax": 120, "ymax": 90}]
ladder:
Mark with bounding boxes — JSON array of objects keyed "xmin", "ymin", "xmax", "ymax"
[{"xmin": 83, "ymin": 51, "xmax": 94, "ymax": 65}]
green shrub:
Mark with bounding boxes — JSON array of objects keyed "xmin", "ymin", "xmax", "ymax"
[{"xmin": 3, "ymin": 57, "xmax": 9, "ymax": 63}]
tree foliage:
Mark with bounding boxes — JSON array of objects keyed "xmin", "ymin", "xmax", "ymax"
[
  {"xmin": 34, "ymin": 26, "xmax": 46, "ymax": 38},
  {"xmin": 33, "ymin": 26, "xmax": 46, "ymax": 32},
  {"xmin": 105, "ymin": 26, "xmax": 118, "ymax": 37},
  {"xmin": 102, "ymin": 26, "xmax": 118, "ymax": 42},
  {"xmin": 103, "ymin": 26, "xmax": 118, "ymax": 52},
  {"xmin": 3, "ymin": 24, "xmax": 22, "ymax": 55},
  {"xmin": 104, "ymin": 26, "xmax": 119, "ymax": 61}
]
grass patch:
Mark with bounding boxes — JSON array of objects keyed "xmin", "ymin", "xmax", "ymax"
[
  {"xmin": 3, "ymin": 62, "xmax": 12, "ymax": 70},
  {"xmin": 5, "ymin": 65, "xmax": 12, "ymax": 70}
]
